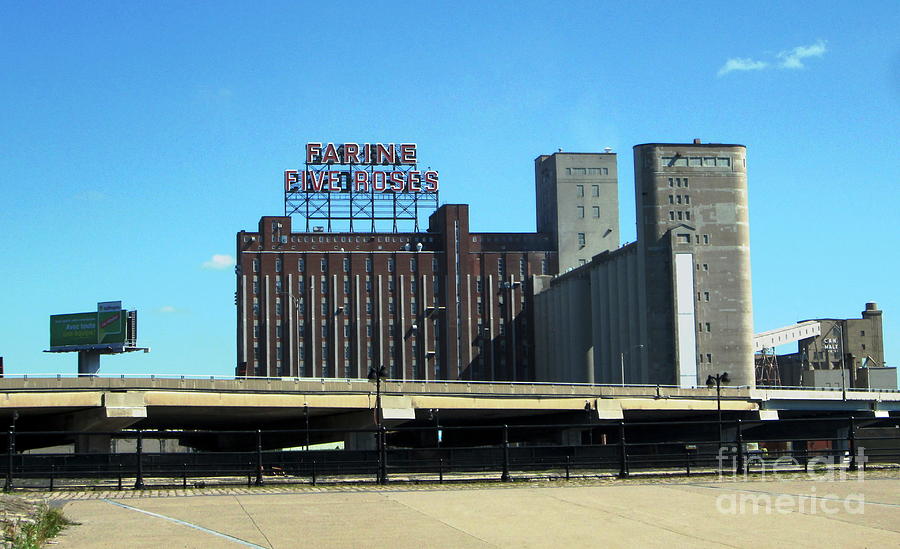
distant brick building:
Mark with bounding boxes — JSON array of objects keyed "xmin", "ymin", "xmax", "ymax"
[{"xmin": 235, "ymin": 208, "xmax": 561, "ymax": 381}]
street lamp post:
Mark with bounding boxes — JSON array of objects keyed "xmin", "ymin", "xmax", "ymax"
[
  {"xmin": 706, "ymin": 372, "xmax": 730, "ymax": 451},
  {"xmin": 619, "ymin": 344, "xmax": 645, "ymax": 386},
  {"xmin": 368, "ymin": 365, "xmax": 388, "ymax": 484}
]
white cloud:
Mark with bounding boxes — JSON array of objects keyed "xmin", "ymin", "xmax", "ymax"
[
  {"xmin": 202, "ymin": 254, "xmax": 235, "ymax": 270},
  {"xmin": 777, "ymin": 39, "xmax": 827, "ymax": 69},
  {"xmin": 717, "ymin": 57, "xmax": 770, "ymax": 77},
  {"xmin": 159, "ymin": 305, "xmax": 178, "ymax": 313}
]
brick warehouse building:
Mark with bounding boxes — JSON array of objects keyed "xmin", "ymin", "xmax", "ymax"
[{"xmin": 235, "ymin": 148, "xmax": 620, "ymax": 381}]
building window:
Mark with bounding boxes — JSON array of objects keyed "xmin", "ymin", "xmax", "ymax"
[
  {"xmin": 366, "ymin": 301, "xmax": 373, "ymax": 314},
  {"xmin": 252, "ymin": 259, "xmax": 259, "ymax": 272},
  {"xmin": 388, "ymin": 258, "xmax": 395, "ymax": 272},
  {"xmin": 432, "ymin": 258, "xmax": 439, "ymax": 272},
  {"xmin": 410, "ymin": 257, "xmax": 417, "ymax": 271},
  {"xmin": 685, "ymin": 211, "xmax": 691, "ymax": 221},
  {"xmin": 703, "ymin": 234, "xmax": 710, "ymax": 245},
  {"xmin": 577, "ymin": 206, "xmax": 584, "ymax": 218},
  {"xmin": 476, "ymin": 279, "xmax": 483, "ymax": 292},
  {"xmin": 860, "ymin": 330, "xmax": 865, "ymax": 336},
  {"xmin": 321, "ymin": 258, "xmax": 327, "ymax": 272},
  {"xmin": 592, "ymin": 185, "xmax": 599, "ymax": 197},
  {"xmin": 498, "ymin": 258, "xmax": 505, "ymax": 276},
  {"xmin": 677, "ymin": 234, "xmax": 691, "ymax": 244},
  {"xmin": 519, "ymin": 258, "xmax": 526, "ymax": 277},
  {"xmin": 253, "ymin": 325, "xmax": 259, "ymax": 338},
  {"xmin": 344, "ymin": 280, "xmax": 350, "ymax": 294},
  {"xmin": 576, "ymin": 185, "xmax": 584, "ymax": 197},
  {"xmin": 275, "ymin": 278, "xmax": 282, "ymax": 293},
  {"xmin": 683, "ymin": 178, "xmax": 689, "ymax": 188},
  {"xmin": 669, "ymin": 195, "xmax": 674, "ymax": 204},
  {"xmin": 343, "ymin": 258, "xmax": 350, "ymax": 272},
  {"xmin": 252, "ymin": 281, "xmax": 259, "ymax": 294},
  {"xmin": 388, "ymin": 279, "xmax": 394, "ymax": 292},
  {"xmin": 321, "ymin": 302, "xmax": 328, "ymax": 315},
  {"xmin": 577, "ymin": 233, "xmax": 586, "ymax": 247},
  {"xmin": 344, "ymin": 324, "xmax": 351, "ymax": 337},
  {"xmin": 275, "ymin": 258, "xmax": 282, "ymax": 272},
  {"xmin": 677, "ymin": 211, "xmax": 683, "ymax": 221},
  {"xmin": 668, "ymin": 177, "xmax": 674, "ymax": 187},
  {"xmin": 579, "ymin": 259, "xmax": 587, "ymax": 265},
  {"xmin": 541, "ymin": 259, "xmax": 548, "ymax": 275},
  {"xmin": 365, "ymin": 258, "xmax": 372, "ymax": 272},
  {"xmin": 320, "ymin": 279, "xmax": 328, "ymax": 294},
  {"xmin": 684, "ymin": 195, "xmax": 690, "ymax": 205},
  {"xmin": 669, "ymin": 211, "xmax": 675, "ymax": 221},
  {"xmin": 705, "ymin": 322, "xmax": 711, "ymax": 332},
  {"xmin": 702, "ymin": 263, "xmax": 708, "ymax": 271},
  {"xmin": 704, "ymin": 292, "xmax": 710, "ymax": 302},
  {"xmin": 411, "ymin": 280, "xmax": 417, "ymax": 294},
  {"xmin": 388, "ymin": 302, "xmax": 395, "ymax": 313},
  {"xmin": 592, "ymin": 206, "xmax": 600, "ymax": 218},
  {"xmin": 411, "ymin": 300, "xmax": 417, "ymax": 314},
  {"xmin": 276, "ymin": 301, "xmax": 283, "ymax": 316},
  {"xmin": 321, "ymin": 324, "xmax": 328, "ymax": 338},
  {"xmin": 275, "ymin": 325, "xmax": 283, "ymax": 338}
]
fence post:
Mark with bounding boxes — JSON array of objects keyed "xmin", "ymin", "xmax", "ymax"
[
  {"xmin": 379, "ymin": 426, "xmax": 388, "ymax": 485},
  {"xmin": 183, "ymin": 463, "xmax": 188, "ymax": 489},
  {"xmin": 118, "ymin": 464, "xmax": 123, "ymax": 491},
  {"xmin": 501, "ymin": 425, "xmax": 511, "ymax": 482},
  {"xmin": 848, "ymin": 416, "xmax": 858, "ymax": 472},
  {"xmin": 49, "ymin": 464, "xmax": 55, "ymax": 492},
  {"xmin": 565, "ymin": 455, "xmax": 571, "ymax": 480},
  {"xmin": 736, "ymin": 419, "xmax": 745, "ymax": 475},
  {"xmin": 5, "ymin": 427, "xmax": 14, "ymax": 491},
  {"xmin": 439, "ymin": 458, "xmax": 443, "ymax": 484},
  {"xmin": 134, "ymin": 429, "xmax": 144, "ymax": 490},
  {"xmin": 618, "ymin": 421, "xmax": 628, "ymax": 478},
  {"xmin": 311, "ymin": 460, "xmax": 317, "ymax": 486},
  {"xmin": 255, "ymin": 429, "xmax": 263, "ymax": 486}
]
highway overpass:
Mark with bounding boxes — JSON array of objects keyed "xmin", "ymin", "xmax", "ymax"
[{"xmin": 1, "ymin": 376, "xmax": 897, "ymax": 438}]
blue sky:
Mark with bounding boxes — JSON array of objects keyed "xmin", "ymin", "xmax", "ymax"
[{"xmin": 2, "ymin": 1, "xmax": 898, "ymax": 377}]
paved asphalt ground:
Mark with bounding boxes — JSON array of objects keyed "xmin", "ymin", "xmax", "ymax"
[{"xmin": 49, "ymin": 475, "xmax": 900, "ymax": 548}]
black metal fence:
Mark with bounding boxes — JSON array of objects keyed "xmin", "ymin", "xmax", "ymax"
[{"xmin": 3, "ymin": 416, "xmax": 899, "ymax": 491}]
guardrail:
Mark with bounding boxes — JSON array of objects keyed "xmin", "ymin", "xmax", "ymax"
[
  {"xmin": 1, "ymin": 374, "xmax": 896, "ymax": 393},
  {"xmin": 2, "ymin": 416, "xmax": 897, "ymax": 491}
]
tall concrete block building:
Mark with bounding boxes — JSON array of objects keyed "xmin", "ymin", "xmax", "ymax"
[
  {"xmin": 535, "ymin": 141, "xmax": 755, "ymax": 388},
  {"xmin": 535, "ymin": 152, "xmax": 619, "ymax": 271}
]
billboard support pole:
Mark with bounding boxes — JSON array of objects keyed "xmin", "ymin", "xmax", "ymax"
[{"xmin": 77, "ymin": 351, "xmax": 101, "ymax": 376}]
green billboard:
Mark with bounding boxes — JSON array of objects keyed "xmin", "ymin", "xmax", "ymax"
[{"xmin": 50, "ymin": 310, "xmax": 127, "ymax": 348}]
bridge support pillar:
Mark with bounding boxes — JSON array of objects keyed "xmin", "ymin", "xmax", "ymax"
[{"xmin": 75, "ymin": 434, "xmax": 111, "ymax": 454}]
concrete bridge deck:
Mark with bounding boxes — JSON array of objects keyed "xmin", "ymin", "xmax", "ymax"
[{"xmin": 0, "ymin": 377, "xmax": 896, "ymax": 434}]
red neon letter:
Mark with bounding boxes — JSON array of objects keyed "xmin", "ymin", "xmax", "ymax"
[
  {"xmin": 399, "ymin": 143, "xmax": 417, "ymax": 164},
  {"xmin": 284, "ymin": 170, "xmax": 299, "ymax": 192},
  {"xmin": 306, "ymin": 143, "xmax": 322, "ymax": 163},
  {"xmin": 376, "ymin": 143, "xmax": 396, "ymax": 165},
  {"xmin": 372, "ymin": 171, "xmax": 387, "ymax": 192},
  {"xmin": 389, "ymin": 171, "xmax": 405, "ymax": 191},
  {"xmin": 407, "ymin": 171, "xmax": 422, "ymax": 192},
  {"xmin": 424, "ymin": 171, "xmax": 439, "ymax": 192},
  {"xmin": 344, "ymin": 143, "xmax": 359, "ymax": 164},
  {"xmin": 354, "ymin": 170, "xmax": 369, "ymax": 191},
  {"xmin": 322, "ymin": 143, "xmax": 339, "ymax": 164}
]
